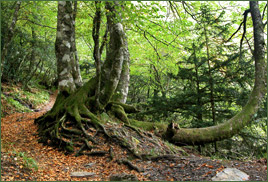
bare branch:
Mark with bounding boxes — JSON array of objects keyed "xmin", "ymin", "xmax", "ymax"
[
  {"xmin": 225, "ymin": 21, "xmax": 244, "ymax": 42},
  {"xmin": 100, "ymin": 26, "xmax": 108, "ymax": 57},
  {"xmin": 262, "ymin": 3, "xmax": 267, "ymax": 20},
  {"xmin": 239, "ymin": 9, "xmax": 251, "ymax": 58},
  {"xmin": 143, "ymin": 32, "xmax": 161, "ymax": 60},
  {"xmin": 20, "ymin": 18, "xmax": 56, "ymax": 29},
  {"xmin": 245, "ymin": 36, "xmax": 254, "ymax": 55},
  {"xmin": 136, "ymin": 25, "xmax": 182, "ymax": 50},
  {"xmin": 168, "ymin": 1, "xmax": 181, "ymax": 20},
  {"xmin": 225, "ymin": 9, "xmax": 250, "ymax": 43},
  {"xmin": 181, "ymin": 1, "xmax": 198, "ymax": 22}
]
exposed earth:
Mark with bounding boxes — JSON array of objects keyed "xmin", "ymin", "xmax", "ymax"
[{"xmin": 1, "ymin": 92, "xmax": 267, "ymax": 181}]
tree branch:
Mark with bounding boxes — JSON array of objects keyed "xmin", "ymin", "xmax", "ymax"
[
  {"xmin": 143, "ymin": 32, "xmax": 161, "ymax": 60},
  {"xmin": 168, "ymin": 1, "xmax": 181, "ymax": 20},
  {"xmin": 262, "ymin": 3, "xmax": 267, "ymax": 20},
  {"xmin": 239, "ymin": 9, "xmax": 251, "ymax": 59},
  {"xmin": 245, "ymin": 36, "xmax": 254, "ymax": 55},
  {"xmin": 136, "ymin": 25, "xmax": 182, "ymax": 50},
  {"xmin": 20, "ymin": 18, "xmax": 56, "ymax": 29},
  {"xmin": 225, "ymin": 9, "xmax": 250, "ymax": 43},
  {"xmin": 100, "ymin": 26, "xmax": 108, "ymax": 57}
]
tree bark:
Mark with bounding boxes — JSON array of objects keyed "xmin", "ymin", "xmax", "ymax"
[
  {"xmin": 165, "ymin": 1, "xmax": 267, "ymax": 145},
  {"xmin": 112, "ymin": 27, "xmax": 130, "ymax": 104},
  {"xmin": 92, "ymin": 1, "xmax": 102, "ymax": 110},
  {"xmin": 100, "ymin": 1, "xmax": 129, "ymax": 107},
  {"xmin": 55, "ymin": 1, "xmax": 77, "ymax": 95},
  {"xmin": 71, "ymin": 1, "xmax": 83, "ymax": 88}
]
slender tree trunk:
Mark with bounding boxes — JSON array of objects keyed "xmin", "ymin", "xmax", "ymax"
[
  {"xmin": 165, "ymin": 2, "xmax": 267, "ymax": 145},
  {"xmin": 23, "ymin": 27, "xmax": 36, "ymax": 88},
  {"xmin": 92, "ymin": 1, "xmax": 102, "ymax": 110},
  {"xmin": 71, "ymin": 1, "xmax": 83, "ymax": 88},
  {"xmin": 204, "ymin": 26, "xmax": 217, "ymax": 151},
  {"xmin": 193, "ymin": 43, "xmax": 203, "ymax": 123}
]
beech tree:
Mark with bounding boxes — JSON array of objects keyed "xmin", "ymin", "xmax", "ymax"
[{"xmin": 35, "ymin": 1, "xmax": 154, "ymax": 155}]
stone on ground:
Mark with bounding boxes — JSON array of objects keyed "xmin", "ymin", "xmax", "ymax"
[
  {"xmin": 212, "ymin": 168, "xmax": 249, "ymax": 181},
  {"xmin": 84, "ymin": 162, "xmax": 95, "ymax": 168},
  {"xmin": 70, "ymin": 172, "xmax": 96, "ymax": 178}
]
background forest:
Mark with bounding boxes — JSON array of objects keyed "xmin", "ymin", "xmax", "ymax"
[{"xmin": 1, "ymin": 1, "xmax": 267, "ymax": 162}]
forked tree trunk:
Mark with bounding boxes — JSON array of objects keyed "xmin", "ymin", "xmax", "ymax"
[
  {"xmin": 35, "ymin": 1, "xmax": 134, "ymax": 154},
  {"xmin": 165, "ymin": 1, "xmax": 267, "ymax": 145}
]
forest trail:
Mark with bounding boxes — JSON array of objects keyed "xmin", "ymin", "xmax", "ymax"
[{"xmin": 1, "ymin": 92, "xmax": 267, "ymax": 181}]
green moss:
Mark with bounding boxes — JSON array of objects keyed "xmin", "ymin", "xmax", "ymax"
[
  {"xmin": 164, "ymin": 141, "xmax": 188, "ymax": 155},
  {"xmin": 65, "ymin": 144, "xmax": 74, "ymax": 153},
  {"xmin": 1, "ymin": 84, "xmax": 50, "ymax": 117},
  {"xmin": 5, "ymin": 97, "xmax": 31, "ymax": 113},
  {"xmin": 111, "ymin": 104, "xmax": 129, "ymax": 124},
  {"xmin": 129, "ymin": 119, "xmax": 167, "ymax": 132}
]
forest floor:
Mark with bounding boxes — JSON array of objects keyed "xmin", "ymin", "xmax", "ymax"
[{"xmin": 1, "ymin": 91, "xmax": 267, "ymax": 181}]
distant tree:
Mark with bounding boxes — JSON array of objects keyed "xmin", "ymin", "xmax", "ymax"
[{"xmin": 1, "ymin": 1, "xmax": 21, "ymax": 80}]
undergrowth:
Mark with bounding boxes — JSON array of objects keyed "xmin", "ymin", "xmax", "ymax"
[
  {"xmin": 1, "ymin": 140, "xmax": 38, "ymax": 171},
  {"xmin": 1, "ymin": 83, "xmax": 50, "ymax": 117},
  {"xmin": 12, "ymin": 151, "xmax": 39, "ymax": 171}
]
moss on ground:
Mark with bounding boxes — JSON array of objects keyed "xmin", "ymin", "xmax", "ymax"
[{"xmin": 1, "ymin": 83, "xmax": 50, "ymax": 117}]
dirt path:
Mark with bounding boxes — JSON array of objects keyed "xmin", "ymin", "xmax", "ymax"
[
  {"xmin": 1, "ymin": 92, "xmax": 267, "ymax": 181},
  {"xmin": 1, "ymin": 91, "xmax": 146, "ymax": 181}
]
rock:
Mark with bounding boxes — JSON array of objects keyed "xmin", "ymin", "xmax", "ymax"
[
  {"xmin": 84, "ymin": 162, "xmax": 95, "ymax": 168},
  {"xmin": 70, "ymin": 172, "xmax": 96, "ymax": 178},
  {"xmin": 212, "ymin": 168, "xmax": 249, "ymax": 181},
  {"xmin": 109, "ymin": 173, "xmax": 138, "ymax": 181}
]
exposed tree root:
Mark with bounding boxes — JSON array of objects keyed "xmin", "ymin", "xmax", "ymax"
[
  {"xmin": 35, "ymin": 83, "xmax": 182, "ymax": 159},
  {"xmin": 117, "ymin": 159, "xmax": 142, "ymax": 172}
]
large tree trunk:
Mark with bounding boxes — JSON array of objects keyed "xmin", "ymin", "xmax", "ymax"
[
  {"xmin": 165, "ymin": 1, "xmax": 267, "ymax": 145},
  {"xmin": 112, "ymin": 36, "xmax": 130, "ymax": 104},
  {"xmin": 55, "ymin": 1, "xmax": 83, "ymax": 95},
  {"xmin": 55, "ymin": 1, "xmax": 77, "ymax": 94}
]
